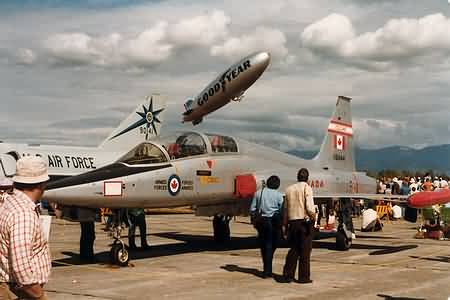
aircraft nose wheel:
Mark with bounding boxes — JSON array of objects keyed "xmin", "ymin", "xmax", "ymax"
[
  {"xmin": 108, "ymin": 210, "xmax": 130, "ymax": 266},
  {"xmin": 110, "ymin": 242, "xmax": 129, "ymax": 266}
]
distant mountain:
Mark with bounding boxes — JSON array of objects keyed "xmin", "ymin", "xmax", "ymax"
[{"xmin": 287, "ymin": 144, "xmax": 450, "ymax": 174}]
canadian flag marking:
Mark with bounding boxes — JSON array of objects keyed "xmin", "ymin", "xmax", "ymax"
[{"xmin": 336, "ymin": 135, "xmax": 345, "ymax": 150}]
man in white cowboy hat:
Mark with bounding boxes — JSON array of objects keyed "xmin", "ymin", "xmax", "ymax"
[
  {"xmin": 0, "ymin": 156, "xmax": 51, "ymax": 300},
  {"xmin": 391, "ymin": 177, "xmax": 401, "ymax": 195}
]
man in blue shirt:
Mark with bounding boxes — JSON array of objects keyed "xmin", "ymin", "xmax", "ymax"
[
  {"xmin": 400, "ymin": 179, "xmax": 410, "ymax": 196},
  {"xmin": 250, "ymin": 175, "xmax": 284, "ymax": 278}
]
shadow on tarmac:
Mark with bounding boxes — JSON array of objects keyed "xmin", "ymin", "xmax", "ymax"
[
  {"xmin": 52, "ymin": 231, "xmax": 420, "ymax": 267},
  {"xmin": 354, "ymin": 235, "xmax": 399, "ymax": 240},
  {"xmin": 220, "ymin": 264, "xmax": 266, "ymax": 278},
  {"xmin": 377, "ymin": 294, "xmax": 426, "ymax": 300},
  {"xmin": 368, "ymin": 245, "xmax": 418, "ymax": 255},
  {"xmin": 409, "ymin": 255, "xmax": 450, "ymax": 263},
  {"xmin": 220, "ymin": 264, "xmax": 290, "ymax": 282}
]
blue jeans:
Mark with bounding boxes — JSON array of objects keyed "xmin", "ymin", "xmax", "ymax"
[{"xmin": 256, "ymin": 216, "xmax": 281, "ymax": 275}]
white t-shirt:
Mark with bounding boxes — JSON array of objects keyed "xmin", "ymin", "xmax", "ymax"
[
  {"xmin": 409, "ymin": 183, "xmax": 418, "ymax": 194},
  {"xmin": 362, "ymin": 208, "xmax": 378, "ymax": 229},
  {"xmin": 328, "ymin": 214, "xmax": 336, "ymax": 225},
  {"xmin": 392, "ymin": 205, "xmax": 402, "ymax": 219}
]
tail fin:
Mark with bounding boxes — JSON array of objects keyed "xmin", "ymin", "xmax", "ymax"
[
  {"xmin": 99, "ymin": 94, "xmax": 167, "ymax": 150},
  {"xmin": 314, "ymin": 96, "xmax": 355, "ymax": 172}
]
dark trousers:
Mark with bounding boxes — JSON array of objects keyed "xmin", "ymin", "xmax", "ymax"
[
  {"xmin": 128, "ymin": 214, "xmax": 148, "ymax": 247},
  {"xmin": 361, "ymin": 220, "xmax": 383, "ymax": 232},
  {"xmin": 80, "ymin": 221, "xmax": 95, "ymax": 261},
  {"xmin": 283, "ymin": 219, "xmax": 313, "ymax": 281},
  {"xmin": 256, "ymin": 216, "xmax": 281, "ymax": 275}
]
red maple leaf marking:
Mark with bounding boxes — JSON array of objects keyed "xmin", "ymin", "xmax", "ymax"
[
  {"xmin": 338, "ymin": 138, "xmax": 342, "ymax": 146},
  {"xmin": 171, "ymin": 180, "xmax": 178, "ymax": 189},
  {"xmin": 207, "ymin": 160, "xmax": 213, "ymax": 169}
]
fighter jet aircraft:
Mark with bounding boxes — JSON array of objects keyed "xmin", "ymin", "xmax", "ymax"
[
  {"xmin": 41, "ymin": 95, "xmax": 407, "ymax": 266},
  {"xmin": 0, "ymin": 94, "xmax": 167, "ymax": 180}
]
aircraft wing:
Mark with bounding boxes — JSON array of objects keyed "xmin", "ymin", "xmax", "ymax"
[{"xmin": 313, "ymin": 193, "xmax": 409, "ymax": 203}]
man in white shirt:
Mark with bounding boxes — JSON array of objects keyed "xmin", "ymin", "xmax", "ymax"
[
  {"xmin": 282, "ymin": 168, "xmax": 315, "ymax": 284},
  {"xmin": 433, "ymin": 177, "xmax": 440, "ymax": 189},
  {"xmin": 361, "ymin": 201, "xmax": 382, "ymax": 232},
  {"xmin": 392, "ymin": 205, "xmax": 402, "ymax": 220}
]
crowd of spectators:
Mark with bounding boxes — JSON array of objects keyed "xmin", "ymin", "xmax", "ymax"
[
  {"xmin": 376, "ymin": 174, "xmax": 450, "ymax": 239},
  {"xmin": 377, "ymin": 175, "xmax": 449, "ymax": 196}
]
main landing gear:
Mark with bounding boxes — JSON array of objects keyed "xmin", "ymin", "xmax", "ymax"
[
  {"xmin": 213, "ymin": 214, "xmax": 231, "ymax": 243},
  {"xmin": 336, "ymin": 228, "xmax": 352, "ymax": 251},
  {"xmin": 109, "ymin": 210, "xmax": 130, "ymax": 266},
  {"xmin": 335, "ymin": 199, "xmax": 354, "ymax": 251}
]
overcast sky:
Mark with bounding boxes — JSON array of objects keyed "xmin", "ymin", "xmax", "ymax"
[{"xmin": 1, "ymin": 0, "xmax": 450, "ymax": 151}]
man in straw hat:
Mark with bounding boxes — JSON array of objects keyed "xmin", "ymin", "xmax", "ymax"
[{"xmin": 0, "ymin": 156, "xmax": 51, "ymax": 300}]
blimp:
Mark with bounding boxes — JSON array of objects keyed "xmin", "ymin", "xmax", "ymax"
[{"xmin": 182, "ymin": 51, "xmax": 271, "ymax": 125}]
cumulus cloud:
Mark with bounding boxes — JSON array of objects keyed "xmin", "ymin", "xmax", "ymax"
[
  {"xmin": 45, "ymin": 33, "xmax": 101, "ymax": 65},
  {"xmin": 168, "ymin": 10, "xmax": 230, "ymax": 46},
  {"xmin": 16, "ymin": 48, "xmax": 37, "ymax": 65},
  {"xmin": 42, "ymin": 10, "xmax": 232, "ymax": 68},
  {"xmin": 210, "ymin": 27, "xmax": 289, "ymax": 61},
  {"xmin": 239, "ymin": 131, "xmax": 317, "ymax": 152},
  {"xmin": 44, "ymin": 22, "xmax": 172, "ymax": 67},
  {"xmin": 41, "ymin": 10, "xmax": 293, "ymax": 69},
  {"xmin": 123, "ymin": 22, "xmax": 173, "ymax": 66},
  {"xmin": 301, "ymin": 13, "xmax": 450, "ymax": 70}
]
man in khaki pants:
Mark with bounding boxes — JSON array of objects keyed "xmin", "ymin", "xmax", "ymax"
[
  {"xmin": 282, "ymin": 168, "xmax": 316, "ymax": 284},
  {"xmin": 0, "ymin": 157, "xmax": 51, "ymax": 299}
]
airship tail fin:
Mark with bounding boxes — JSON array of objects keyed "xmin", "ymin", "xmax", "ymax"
[
  {"xmin": 98, "ymin": 94, "xmax": 167, "ymax": 151},
  {"xmin": 313, "ymin": 96, "xmax": 355, "ymax": 172}
]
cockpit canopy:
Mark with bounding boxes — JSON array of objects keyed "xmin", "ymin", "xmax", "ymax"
[
  {"xmin": 206, "ymin": 134, "xmax": 238, "ymax": 153},
  {"xmin": 157, "ymin": 132, "xmax": 239, "ymax": 160},
  {"xmin": 118, "ymin": 133, "xmax": 239, "ymax": 165},
  {"xmin": 162, "ymin": 132, "xmax": 207, "ymax": 160},
  {"xmin": 119, "ymin": 142, "xmax": 169, "ymax": 165}
]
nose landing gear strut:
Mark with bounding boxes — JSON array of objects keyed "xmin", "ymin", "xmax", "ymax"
[{"xmin": 109, "ymin": 210, "xmax": 130, "ymax": 266}]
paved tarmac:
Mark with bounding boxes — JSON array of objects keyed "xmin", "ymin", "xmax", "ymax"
[{"xmin": 45, "ymin": 215, "xmax": 450, "ymax": 300}]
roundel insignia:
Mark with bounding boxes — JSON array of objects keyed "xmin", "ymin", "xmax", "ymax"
[
  {"xmin": 146, "ymin": 111, "xmax": 154, "ymax": 123},
  {"xmin": 168, "ymin": 174, "xmax": 181, "ymax": 196}
]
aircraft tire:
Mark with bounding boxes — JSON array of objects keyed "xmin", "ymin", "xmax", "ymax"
[
  {"xmin": 110, "ymin": 244, "xmax": 129, "ymax": 267},
  {"xmin": 336, "ymin": 231, "xmax": 352, "ymax": 251}
]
